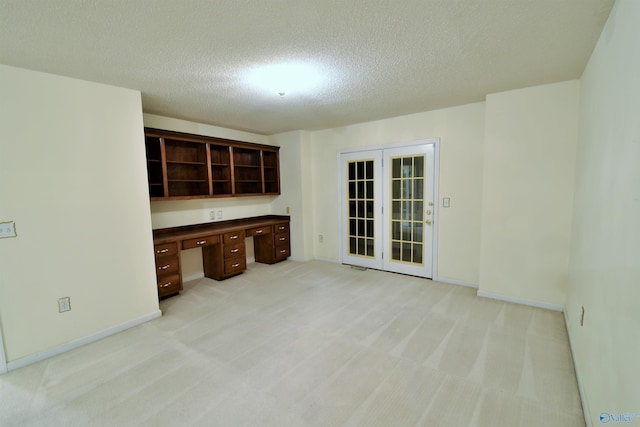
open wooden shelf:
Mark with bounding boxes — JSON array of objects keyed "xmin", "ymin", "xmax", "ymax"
[{"xmin": 144, "ymin": 128, "xmax": 280, "ymax": 200}]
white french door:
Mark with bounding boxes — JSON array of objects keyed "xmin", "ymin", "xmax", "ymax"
[
  {"xmin": 382, "ymin": 144, "xmax": 435, "ymax": 277},
  {"xmin": 340, "ymin": 142, "xmax": 437, "ymax": 279},
  {"xmin": 340, "ymin": 150, "xmax": 383, "ymax": 270}
]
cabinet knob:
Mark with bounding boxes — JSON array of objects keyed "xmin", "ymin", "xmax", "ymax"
[
  {"xmin": 232, "ymin": 263, "xmax": 240, "ymax": 268},
  {"xmin": 157, "ymin": 248, "xmax": 169, "ymax": 254},
  {"xmin": 279, "ymin": 237, "xmax": 286, "ymax": 241},
  {"xmin": 159, "ymin": 264, "xmax": 170, "ymax": 270},
  {"xmin": 230, "ymin": 235, "xmax": 238, "ymax": 240},
  {"xmin": 231, "ymin": 248, "xmax": 239, "ymax": 253},
  {"xmin": 256, "ymin": 230, "xmax": 263, "ymax": 234},
  {"xmin": 161, "ymin": 282, "xmax": 171, "ymax": 288},
  {"xmin": 196, "ymin": 240, "xmax": 206, "ymax": 245}
]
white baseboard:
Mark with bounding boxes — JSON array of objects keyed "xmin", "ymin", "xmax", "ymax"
[
  {"xmin": 314, "ymin": 257, "xmax": 341, "ymax": 264},
  {"xmin": 477, "ymin": 290, "xmax": 564, "ymax": 312},
  {"xmin": 434, "ymin": 276, "xmax": 479, "ymax": 289},
  {"xmin": 5, "ymin": 310, "xmax": 162, "ymax": 373},
  {"xmin": 564, "ymin": 310, "xmax": 591, "ymax": 427}
]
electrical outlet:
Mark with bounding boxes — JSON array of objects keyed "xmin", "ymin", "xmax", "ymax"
[
  {"xmin": 209, "ymin": 210, "xmax": 216, "ymax": 220},
  {"xmin": 58, "ymin": 297, "xmax": 71, "ymax": 313},
  {"xmin": 286, "ymin": 206, "xmax": 290, "ymax": 214},
  {"xmin": 319, "ymin": 234, "xmax": 324, "ymax": 243},
  {"xmin": 216, "ymin": 210, "xmax": 223, "ymax": 219}
]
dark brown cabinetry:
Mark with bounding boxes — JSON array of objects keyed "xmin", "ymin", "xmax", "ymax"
[
  {"xmin": 145, "ymin": 135, "xmax": 165, "ymax": 198},
  {"xmin": 263, "ymin": 151, "xmax": 280, "ymax": 194},
  {"xmin": 210, "ymin": 144, "xmax": 232, "ymax": 196},
  {"xmin": 203, "ymin": 230, "xmax": 247, "ymax": 280},
  {"xmin": 152, "ymin": 216, "xmax": 290, "ymax": 299},
  {"xmin": 233, "ymin": 147, "xmax": 263, "ymax": 195},
  {"xmin": 254, "ymin": 221, "xmax": 291, "ymax": 264},
  {"xmin": 153, "ymin": 242, "xmax": 183, "ymax": 298},
  {"xmin": 144, "ymin": 128, "xmax": 280, "ymax": 201},
  {"xmin": 165, "ymin": 138, "xmax": 209, "ymax": 197}
]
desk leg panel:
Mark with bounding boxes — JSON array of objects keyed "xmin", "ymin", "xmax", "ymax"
[{"xmin": 202, "ymin": 244, "xmax": 224, "ymax": 280}]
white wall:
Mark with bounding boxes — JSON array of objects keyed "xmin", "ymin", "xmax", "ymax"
[
  {"xmin": 0, "ymin": 65, "xmax": 159, "ymax": 363},
  {"xmin": 479, "ymin": 81, "xmax": 580, "ymax": 308},
  {"xmin": 269, "ymin": 130, "xmax": 315, "ymax": 262},
  {"xmin": 565, "ymin": 0, "xmax": 640, "ymax": 423},
  {"xmin": 309, "ymin": 103, "xmax": 485, "ymax": 285}
]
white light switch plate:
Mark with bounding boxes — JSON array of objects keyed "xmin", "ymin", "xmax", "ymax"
[{"xmin": 0, "ymin": 221, "xmax": 17, "ymax": 238}]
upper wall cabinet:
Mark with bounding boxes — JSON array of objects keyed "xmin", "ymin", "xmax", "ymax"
[{"xmin": 144, "ymin": 128, "xmax": 280, "ymax": 201}]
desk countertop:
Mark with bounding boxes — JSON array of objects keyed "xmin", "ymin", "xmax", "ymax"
[{"xmin": 152, "ymin": 215, "xmax": 290, "ymax": 245}]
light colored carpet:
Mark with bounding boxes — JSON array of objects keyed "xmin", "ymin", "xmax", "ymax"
[{"xmin": 0, "ymin": 260, "xmax": 584, "ymax": 426}]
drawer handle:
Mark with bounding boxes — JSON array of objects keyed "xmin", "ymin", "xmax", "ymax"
[
  {"xmin": 196, "ymin": 240, "xmax": 207, "ymax": 245},
  {"xmin": 279, "ymin": 226, "xmax": 285, "ymax": 230},
  {"xmin": 230, "ymin": 235, "xmax": 239, "ymax": 240},
  {"xmin": 279, "ymin": 237, "xmax": 286, "ymax": 241},
  {"xmin": 256, "ymin": 229, "xmax": 263, "ymax": 234},
  {"xmin": 231, "ymin": 248, "xmax": 239, "ymax": 253},
  {"xmin": 157, "ymin": 248, "xmax": 169, "ymax": 254},
  {"xmin": 280, "ymin": 249, "xmax": 287, "ymax": 253},
  {"xmin": 159, "ymin": 264, "xmax": 170, "ymax": 270},
  {"xmin": 161, "ymin": 282, "xmax": 171, "ymax": 288},
  {"xmin": 232, "ymin": 263, "xmax": 240, "ymax": 268}
]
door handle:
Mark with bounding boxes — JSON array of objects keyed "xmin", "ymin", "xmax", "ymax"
[{"xmin": 425, "ymin": 219, "xmax": 432, "ymax": 225}]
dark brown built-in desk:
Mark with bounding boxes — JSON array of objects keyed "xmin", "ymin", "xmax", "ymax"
[{"xmin": 152, "ymin": 215, "xmax": 290, "ymax": 298}]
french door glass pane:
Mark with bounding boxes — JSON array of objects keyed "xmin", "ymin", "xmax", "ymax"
[
  {"xmin": 414, "ymin": 156, "xmax": 424, "ymax": 177},
  {"xmin": 347, "ymin": 160, "xmax": 375, "ymax": 259},
  {"xmin": 392, "ymin": 201, "xmax": 401, "ymax": 220},
  {"xmin": 392, "ymin": 159, "xmax": 402, "ymax": 178},
  {"xmin": 392, "ymin": 180, "xmax": 401, "ymax": 199},
  {"xmin": 413, "ymin": 244, "xmax": 423, "ymax": 263},
  {"xmin": 413, "ymin": 201, "xmax": 424, "ymax": 221},
  {"xmin": 390, "ymin": 155, "xmax": 425, "ymax": 265},
  {"xmin": 366, "ymin": 201, "xmax": 374, "ymax": 218}
]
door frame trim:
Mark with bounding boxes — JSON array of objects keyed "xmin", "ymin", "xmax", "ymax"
[{"xmin": 337, "ymin": 138, "xmax": 439, "ymax": 279}]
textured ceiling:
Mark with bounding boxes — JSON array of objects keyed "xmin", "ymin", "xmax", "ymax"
[{"xmin": 0, "ymin": 0, "xmax": 614, "ymax": 135}]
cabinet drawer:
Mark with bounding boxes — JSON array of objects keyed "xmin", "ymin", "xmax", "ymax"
[
  {"xmin": 224, "ymin": 242, "xmax": 245, "ymax": 259},
  {"xmin": 275, "ymin": 233, "xmax": 289, "ymax": 246},
  {"xmin": 224, "ymin": 257, "xmax": 246, "ymax": 275},
  {"xmin": 247, "ymin": 225, "xmax": 271, "ymax": 237},
  {"xmin": 157, "ymin": 274, "xmax": 181, "ymax": 295},
  {"xmin": 182, "ymin": 234, "xmax": 219, "ymax": 250},
  {"xmin": 274, "ymin": 223, "xmax": 289, "ymax": 234},
  {"xmin": 155, "ymin": 256, "xmax": 180, "ymax": 276},
  {"xmin": 223, "ymin": 230, "xmax": 245, "ymax": 244},
  {"xmin": 275, "ymin": 246, "xmax": 291, "ymax": 259},
  {"xmin": 154, "ymin": 242, "xmax": 178, "ymax": 257}
]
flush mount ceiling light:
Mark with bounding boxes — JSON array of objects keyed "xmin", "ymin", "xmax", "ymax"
[{"xmin": 245, "ymin": 62, "xmax": 325, "ymax": 97}]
